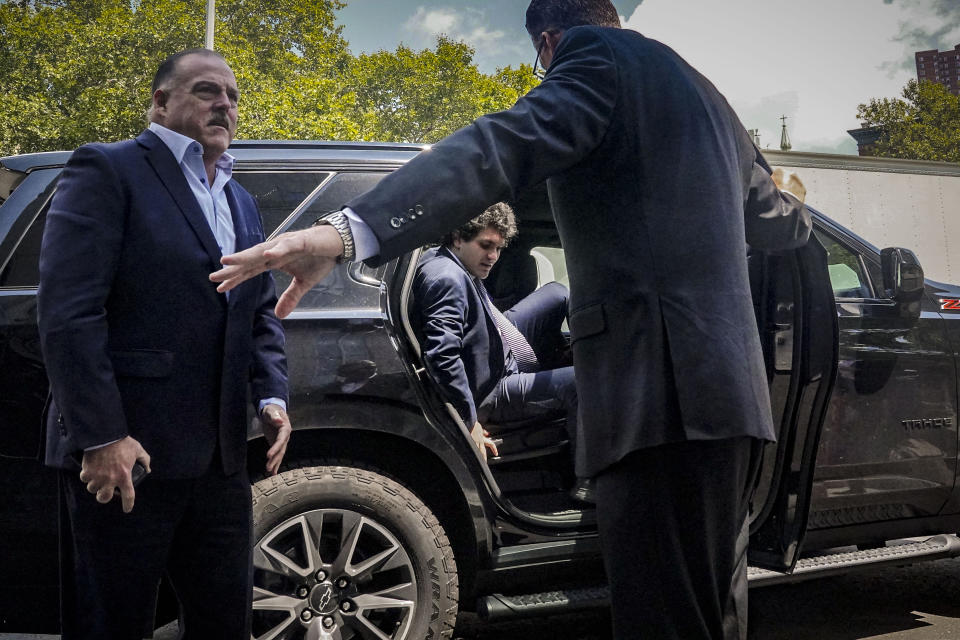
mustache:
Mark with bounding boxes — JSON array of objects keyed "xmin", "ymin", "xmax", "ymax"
[{"xmin": 208, "ymin": 114, "xmax": 230, "ymax": 128}]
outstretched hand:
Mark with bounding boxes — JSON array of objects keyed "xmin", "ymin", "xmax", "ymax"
[{"xmin": 210, "ymin": 225, "xmax": 345, "ymax": 318}]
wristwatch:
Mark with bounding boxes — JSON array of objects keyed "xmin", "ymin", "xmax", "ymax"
[{"xmin": 312, "ymin": 210, "xmax": 356, "ymax": 262}]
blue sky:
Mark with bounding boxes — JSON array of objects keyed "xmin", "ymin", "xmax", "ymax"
[{"xmin": 335, "ymin": 0, "xmax": 960, "ymax": 155}]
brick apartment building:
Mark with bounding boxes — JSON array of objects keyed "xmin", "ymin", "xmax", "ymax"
[{"xmin": 916, "ymin": 45, "xmax": 960, "ymax": 95}]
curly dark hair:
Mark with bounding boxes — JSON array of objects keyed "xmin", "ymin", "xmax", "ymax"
[
  {"xmin": 441, "ymin": 202, "xmax": 518, "ymax": 247},
  {"xmin": 525, "ymin": 0, "xmax": 621, "ymax": 38}
]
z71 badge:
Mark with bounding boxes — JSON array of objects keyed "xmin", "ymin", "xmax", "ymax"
[{"xmin": 940, "ymin": 298, "xmax": 960, "ymax": 311}]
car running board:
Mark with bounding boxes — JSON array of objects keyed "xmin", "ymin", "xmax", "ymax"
[
  {"xmin": 748, "ymin": 533, "xmax": 960, "ymax": 586},
  {"xmin": 477, "ymin": 534, "xmax": 960, "ymax": 621},
  {"xmin": 478, "ymin": 586, "xmax": 609, "ymax": 622}
]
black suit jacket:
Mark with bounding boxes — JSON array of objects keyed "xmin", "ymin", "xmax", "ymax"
[
  {"xmin": 38, "ymin": 130, "xmax": 288, "ymax": 479},
  {"xmin": 347, "ymin": 27, "xmax": 810, "ymax": 477},
  {"xmin": 412, "ymin": 247, "xmax": 505, "ymax": 426}
]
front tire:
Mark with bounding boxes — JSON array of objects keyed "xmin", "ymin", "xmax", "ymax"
[{"xmin": 250, "ymin": 461, "xmax": 458, "ymax": 640}]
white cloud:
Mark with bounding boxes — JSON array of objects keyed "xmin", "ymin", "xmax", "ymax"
[
  {"xmin": 624, "ymin": 0, "xmax": 917, "ymax": 153},
  {"xmin": 407, "ymin": 7, "xmax": 457, "ymax": 34},
  {"xmin": 403, "ymin": 6, "xmax": 515, "ymax": 60}
]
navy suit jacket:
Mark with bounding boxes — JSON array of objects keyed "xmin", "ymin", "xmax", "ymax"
[
  {"xmin": 348, "ymin": 27, "xmax": 811, "ymax": 476},
  {"xmin": 412, "ymin": 247, "xmax": 505, "ymax": 427},
  {"xmin": 38, "ymin": 130, "xmax": 287, "ymax": 479}
]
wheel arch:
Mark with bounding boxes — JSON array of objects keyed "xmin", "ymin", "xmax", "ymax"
[{"xmin": 246, "ymin": 397, "xmax": 494, "ymax": 602}]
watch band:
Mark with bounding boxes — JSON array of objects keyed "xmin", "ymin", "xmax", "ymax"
[{"xmin": 312, "ymin": 210, "xmax": 356, "ymax": 262}]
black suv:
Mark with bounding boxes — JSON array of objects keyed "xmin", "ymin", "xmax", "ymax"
[{"xmin": 2, "ymin": 142, "xmax": 958, "ymax": 639}]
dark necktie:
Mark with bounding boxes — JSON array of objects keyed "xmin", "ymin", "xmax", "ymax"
[{"xmin": 475, "ymin": 278, "xmax": 540, "ymax": 374}]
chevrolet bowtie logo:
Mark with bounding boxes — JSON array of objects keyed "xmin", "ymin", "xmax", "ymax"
[
  {"xmin": 317, "ymin": 586, "xmax": 332, "ymax": 610},
  {"xmin": 311, "ymin": 584, "xmax": 336, "ymax": 613}
]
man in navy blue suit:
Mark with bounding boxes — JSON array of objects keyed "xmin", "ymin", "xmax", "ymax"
[
  {"xmin": 412, "ymin": 204, "xmax": 582, "ymax": 488},
  {"xmin": 38, "ymin": 49, "xmax": 290, "ymax": 639},
  {"xmin": 212, "ymin": 1, "xmax": 812, "ymax": 636}
]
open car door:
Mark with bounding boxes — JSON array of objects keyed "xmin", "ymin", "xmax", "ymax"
[{"xmin": 747, "ymin": 234, "xmax": 839, "ymax": 571}]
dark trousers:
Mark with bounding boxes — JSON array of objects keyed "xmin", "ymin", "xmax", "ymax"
[
  {"xmin": 481, "ymin": 282, "xmax": 578, "ymax": 444},
  {"xmin": 503, "ymin": 281, "xmax": 571, "ymax": 370},
  {"xmin": 58, "ymin": 464, "xmax": 253, "ymax": 639},
  {"xmin": 595, "ymin": 436, "xmax": 762, "ymax": 640}
]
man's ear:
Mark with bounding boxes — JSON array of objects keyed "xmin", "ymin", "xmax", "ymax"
[
  {"xmin": 539, "ymin": 30, "xmax": 564, "ymax": 67},
  {"xmin": 152, "ymin": 89, "xmax": 167, "ymax": 114},
  {"xmin": 544, "ymin": 30, "xmax": 563, "ymax": 52}
]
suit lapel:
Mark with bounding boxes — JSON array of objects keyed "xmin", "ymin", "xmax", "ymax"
[
  {"xmin": 438, "ymin": 246, "xmax": 499, "ymax": 336},
  {"xmin": 224, "ymin": 182, "xmax": 261, "ymax": 307},
  {"xmin": 138, "ymin": 130, "xmax": 223, "ymax": 267},
  {"xmin": 225, "ymin": 182, "xmax": 255, "ymax": 252}
]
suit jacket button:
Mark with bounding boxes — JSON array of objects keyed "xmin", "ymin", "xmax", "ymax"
[
  {"xmin": 390, "ymin": 217, "xmax": 402, "ymax": 228},
  {"xmin": 414, "ymin": 205, "xmax": 424, "ymax": 216}
]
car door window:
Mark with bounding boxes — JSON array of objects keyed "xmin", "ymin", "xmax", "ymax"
[
  {"xmin": 0, "ymin": 208, "xmax": 46, "ymax": 288},
  {"xmin": 269, "ymin": 172, "xmax": 389, "ymax": 310},
  {"xmin": 813, "ymin": 229, "xmax": 872, "ymax": 299},
  {"xmin": 231, "ymin": 171, "xmax": 330, "ymax": 236},
  {"xmin": 288, "ymin": 172, "xmax": 388, "ymax": 231}
]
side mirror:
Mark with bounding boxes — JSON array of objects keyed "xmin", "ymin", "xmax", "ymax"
[{"xmin": 881, "ymin": 247, "xmax": 924, "ymax": 303}]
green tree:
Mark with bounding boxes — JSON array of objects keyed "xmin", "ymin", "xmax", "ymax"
[
  {"xmin": 348, "ymin": 36, "xmax": 538, "ymax": 143},
  {"xmin": 0, "ymin": 0, "xmax": 537, "ymax": 155},
  {"xmin": 0, "ymin": 0, "xmax": 203, "ymax": 154},
  {"xmin": 857, "ymin": 79, "xmax": 960, "ymax": 162}
]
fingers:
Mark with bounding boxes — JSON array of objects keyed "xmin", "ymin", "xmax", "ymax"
[
  {"xmin": 263, "ymin": 408, "xmax": 292, "ymax": 476},
  {"xmin": 211, "ymin": 240, "xmax": 279, "ymax": 292},
  {"xmin": 217, "ymin": 238, "xmax": 277, "ymax": 267},
  {"xmin": 79, "ymin": 436, "xmax": 148, "ymax": 512},
  {"xmin": 265, "ymin": 427, "xmax": 290, "ymax": 475},
  {"xmin": 275, "ymin": 279, "xmax": 313, "ymax": 318},
  {"xmin": 484, "ymin": 432, "xmax": 499, "ymax": 458},
  {"xmin": 95, "ymin": 486, "xmax": 114, "ymax": 504},
  {"xmin": 117, "ymin": 479, "xmax": 136, "ymax": 513},
  {"xmin": 212, "ymin": 264, "xmax": 258, "ymax": 293},
  {"xmin": 136, "ymin": 447, "xmax": 152, "ymax": 475}
]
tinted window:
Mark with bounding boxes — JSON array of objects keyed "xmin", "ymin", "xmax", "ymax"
[
  {"xmin": 271, "ymin": 172, "xmax": 389, "ymax": 310},
  {"xmin": 232, "ymin": 172, "xmax": 330, "ymax": 236},
  {"xmin": 287, "ymin": 173, "xmax": 388, "ymax": 232},
  {"xmin": 0, "ymin": 208, "xmax": 46, "ymax": 288},
  {"xmin": 0, "ymin": 173, "xmax": 58, "ymax": 289},
  {"xmin": 813, "ymin": 229, "xmax": 872, "ymax": 298}
]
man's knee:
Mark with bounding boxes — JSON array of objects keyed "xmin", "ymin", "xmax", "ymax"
[{"xmin": 538, "ymin": 281, "xmax": 569, "ymax": 313}]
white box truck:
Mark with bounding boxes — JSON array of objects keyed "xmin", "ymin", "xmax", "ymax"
[{"xmin": 766, "ymin": 150, "xmax": 960, "ymax": 284}]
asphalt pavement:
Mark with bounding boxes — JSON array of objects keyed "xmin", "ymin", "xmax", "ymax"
[{"xmin": 4, "ymin": 556, "xmax": 960, "ymax": 639}]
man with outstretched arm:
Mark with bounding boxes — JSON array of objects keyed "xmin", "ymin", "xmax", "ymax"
[{"xmin": 211, "ymin": 1, "xmax": 809, "ymax": 637}]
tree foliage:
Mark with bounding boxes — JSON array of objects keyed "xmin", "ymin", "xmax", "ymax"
[
  {"xmin": 857, "ymin": 79, "xmax": 960, "ymax": 162},
  {"xmin": 347, "ymin": 36, "xmax": 538, "ymax": 143},
  {"xmin": 0, "ymin": 0, "xmax": 537, "ymax": 155}
]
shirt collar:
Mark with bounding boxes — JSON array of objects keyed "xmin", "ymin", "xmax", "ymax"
[
  {"xmin": 441, "ymin": 245, "xmax": 469, "ymax": 274},
  {"xmin": 148, "ymin": 122, "xmax": 234, "ymax": 173},
  {"xmin": 440, "ymin": 246, "xmax": 489, "ymax": 292}
]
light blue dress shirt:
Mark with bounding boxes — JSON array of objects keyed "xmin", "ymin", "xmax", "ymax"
[
  {"xmin": 148, "ymin": 123, "xmax": 236, "ymax": 256},
  {"xmin": 148, "ymin": 123, "xmax": 285, "ymax": 416}
]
